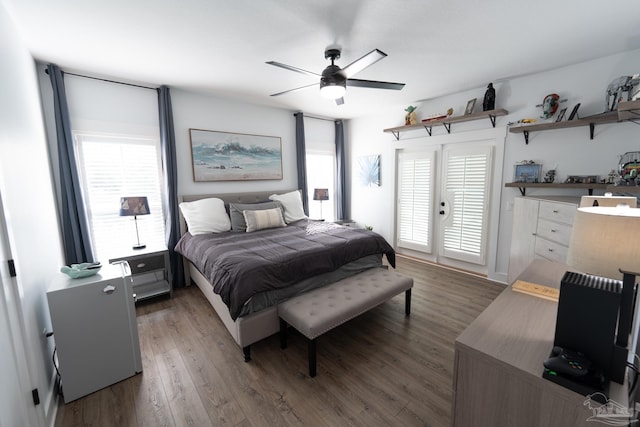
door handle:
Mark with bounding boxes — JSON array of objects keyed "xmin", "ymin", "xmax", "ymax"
[{"xmin": 439, "ymin": 210, "xmax": 445, "ymax": 215}]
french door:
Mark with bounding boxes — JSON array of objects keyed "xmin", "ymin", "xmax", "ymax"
[{"xmin": 396, "ymin": 142, "xmax": 493, "ymax": 267}]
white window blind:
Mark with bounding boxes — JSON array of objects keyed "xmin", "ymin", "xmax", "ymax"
[
  {"xmin": 74, "ymin": 133, "xmax": 166, "ymax": 261},
  {"xmin": 396, "ymin": 150, "xmax": 434, "ymax": 253},
  {"xmin": 440, "ymin": 145, "xmax": 492, "ymax": 265}
]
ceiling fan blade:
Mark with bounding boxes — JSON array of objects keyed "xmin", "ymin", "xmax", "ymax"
[
  {"xmin": 346, "ymin": 78, "xmax": 405, "ymax": 90},
  {"xmin": 335, "ymin": 97, "xmax": 345, "ymax": 106},
  {"xmin": 341, "ymin": 49, "xmax": 387, "ymax": 78},
  {"xmin": 270, "ymin": 82, "xmax": 319, "ymax": 97},
  {"xmin": 265, "ymin": 61, "xmax": 320, "ymax": 77}
]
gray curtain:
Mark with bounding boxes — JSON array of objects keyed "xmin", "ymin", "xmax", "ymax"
[
  {"xmin": 158, "ymin": 86, "xmax": 184, "ymax": 288},
  {"xmin": 294, "ymin": 112, "xmax": 309, "ymax": 215},
  {"xmin": 335, "ymin": 119, "xmax": 348, "ymax": 220},
  {"xmin": 47, "ymin": 64, "xmax": 95, "ymax": 264}
]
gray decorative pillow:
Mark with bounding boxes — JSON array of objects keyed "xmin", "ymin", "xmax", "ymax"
[
  {"xmin": 229, "ymin": 201, "xmax": 282, "ymax": 232},
  {"xmin": 243, "ymin": 208, "xmax": 286, "ymax": 232}
]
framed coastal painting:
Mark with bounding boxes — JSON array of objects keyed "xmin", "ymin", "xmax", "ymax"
[{"xmin": 189, "ymin": 129, "xmax": 283, "ymax": 182}]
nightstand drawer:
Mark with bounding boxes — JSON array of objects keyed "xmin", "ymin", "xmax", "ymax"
[{"xmin": 129, "ymin": 255, "xmax": 165, "ymax": 274}]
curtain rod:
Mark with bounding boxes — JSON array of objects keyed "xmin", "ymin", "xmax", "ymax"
[
  {"xmin": 294, "ymin": 112, "xmax": 340, "ymax": 122},
  {"xmin": 44, "ymin": 68, "xmax": 157, "ymax": 91}
]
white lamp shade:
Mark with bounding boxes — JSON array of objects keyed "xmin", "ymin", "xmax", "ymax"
[
  {"xmin": 579, "ymin": 195, "xmax": 637, "ymax": 208},
  {"xmin": 320, "ymin": 84, "xmax": 346, "ymax": 99},
  {"xmin": 567, "ymin": 206, "xmax": 640, "ymax": 280}
]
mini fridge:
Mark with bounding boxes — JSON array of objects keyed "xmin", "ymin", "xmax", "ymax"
[{"xmin": 47, "ymin": 262, "xmax": 142, "ymax": 402}]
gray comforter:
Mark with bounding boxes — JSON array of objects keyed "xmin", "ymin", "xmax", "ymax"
[{"xmin": 175, "ymin": 219, "xmax": 395, "ymax": 320}]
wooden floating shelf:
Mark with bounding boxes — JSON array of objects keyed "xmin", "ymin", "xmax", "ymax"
[
  {"xmin": 509, "ymin": 100, "xmax": 640, "ymax": 144},
  {"xmin": 383, "ymin": 108, "xmax": 508, "ymax": 140},
  {"xmin": 504, "ymin": 182, "xmax": 608, "ymax": 196}
]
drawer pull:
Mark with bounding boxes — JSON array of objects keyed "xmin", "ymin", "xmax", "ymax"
[
  {"xmin": 103, "ymin": 284, "xmax": 116, "ymax": 294},
  {"xmin": 137, "ymin": 263, "xmax": 146, "ymax": 268},
  {"xmin": 548, "ymin": 248, "xmax": 554, "ymax": 252},
  {"xmin": 552, "ymin": 209, "xmax": 559, "ymax": 213},
  {"xmin": 551, "ymin": 229, "xmax": 557, "ymax": 232}
]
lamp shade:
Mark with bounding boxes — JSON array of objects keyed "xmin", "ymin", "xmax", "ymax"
[
  {"xmin": 579, "ymin": 194, "xmax": 637, "ymax": 208},
  {"xmin": 119, "ymin": 196, "xmax": 150, "ymax": 216},
  {"xmin": 320, "ymin": 67, "xmax": 346, "ymax": 99},
  {"xmin": 567, "ymin": 206, "xmax": 640, "ymax": 280},
  {"xmin": 313, "ymin": 188, "xmax": 329, "ymax": 201}
]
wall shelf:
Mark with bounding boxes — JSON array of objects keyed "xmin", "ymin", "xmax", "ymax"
[
  {"xmin": 504, "ymin": 182, "xmax": 608, "ymax": 196},
  {"xmin": 383, "ymin": 108, "xmax": 508, "ymax": 140},
  {"xmin": 509, "ymin": 100, "xmax": 640, "ymax": 144}
]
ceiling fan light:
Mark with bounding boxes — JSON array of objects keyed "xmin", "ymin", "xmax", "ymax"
[{"xmin": 320, "ymin": 83, "xmax": 346, "ymax": 99}]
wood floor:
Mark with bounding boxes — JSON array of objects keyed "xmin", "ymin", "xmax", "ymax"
[{"xmin": 54, "ymin": 255, "xmax": 504, "ymax": 427}]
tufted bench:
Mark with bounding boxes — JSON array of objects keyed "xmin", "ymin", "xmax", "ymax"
[{"xmin": 278, "ymin": 267, "xmax": 413, "ymax": 377}]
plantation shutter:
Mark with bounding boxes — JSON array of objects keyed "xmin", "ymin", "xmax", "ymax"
[
  {"xmin": 75, "ymin": 133, "xmax": 166, "ymax": 261},
  {"xmin": 439, "ymin": 144, "xmax": 492, "ymax": 265},
  {"xmin": 396, "ymin": 150, "xmax": 435, "ymax": 253}
]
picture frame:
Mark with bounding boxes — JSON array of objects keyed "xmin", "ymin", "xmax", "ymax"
[
  {"xmin": 464, "ymin": 98, "xmax": 477, "ymax": 115},
  {"xmin": 568, "ymin": 103, "xmax": 581, "ymax": 120},
  {"xmin": 555, "ymin": 107, "xmax": 567, "ymax": 122},
  {"xmin": 189, "ymin": 128, "xmax": 283, "ymax": 182},
  {"xmin": 513, "ymin": 163, "xmax": 542, "ymax": 183},
  {"xmin": 358, "ymin": 155, "xmax": 381, "ymax": 187}
]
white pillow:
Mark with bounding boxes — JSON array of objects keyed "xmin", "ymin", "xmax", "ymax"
[
  {"xmin": 179, "ymin": 198, "xmax": 231, "ymax": 235},
  {"xmin": 269, "ymin": 190, "xmax": 308, "ymax": 223}
]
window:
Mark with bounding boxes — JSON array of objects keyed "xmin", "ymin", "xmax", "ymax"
[
  {"xmin": 74, "ymin": 132, "xmax": 166, "ymax": 261},
  {"xmin": 396, "ymin": 150, "xmax": 435, "ymax": 253},
  {"xmin": 306, "ymin": 151, "xmax": 336, "ymax": 222}
]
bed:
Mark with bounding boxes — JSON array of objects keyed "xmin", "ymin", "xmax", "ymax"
[{"xmin": 176, "ymin": 190, "xmax": 396, "ymax": 361}]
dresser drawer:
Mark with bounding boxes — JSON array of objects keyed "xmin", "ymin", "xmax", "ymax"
[
  {"xmin": 537, "ymin": 201, "xmax": 576, "ymax": 225},
  {"xmin": 128, "ymin": 254, "xmax": 165, "ymax": 275},
  {"xmin": 534, "ymin": 237, "xmax": 569, "ymax": 263},
  {"xmin": 536, "ymin": 218, "xmax": 573, "ymax": 245}
]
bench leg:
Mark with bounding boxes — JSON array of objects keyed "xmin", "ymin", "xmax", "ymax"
[
  {"xmin": 308, "ymin": 338, "xmax": 317, "ymax": 377},
  {"xmin": 405, "ymin": 289, "xmax": 412, "ymax": 316},
  {"xmin": 280, "ymin": 318, "xmax": 288, "ymax": 349},
  {"xmin": 243, "ymin": 346, "xmax": 251, "ymax": 362}
]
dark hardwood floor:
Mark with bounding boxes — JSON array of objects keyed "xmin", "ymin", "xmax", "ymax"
[{"xmin": 54, "ymin": 255, "xmax": 504, "ymax": 427}]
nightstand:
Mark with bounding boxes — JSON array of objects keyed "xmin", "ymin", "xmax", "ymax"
[
  {"xmin": 109, "ymin": 247, "xmax": 172, "ymax": 302},
  {"xmin": 334, "ymin": 219, "xmax": 361, "ymax": 228}
]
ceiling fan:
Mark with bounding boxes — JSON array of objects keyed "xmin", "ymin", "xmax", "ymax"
[{"xmin": 266, "ymin": 48, "xmax": 405, "ymax": 105}]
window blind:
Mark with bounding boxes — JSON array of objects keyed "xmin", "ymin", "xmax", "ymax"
[
  {"xmin": 440, "ymin": 146, "xmax": 492, "ymax": 265},
  {"xmin": 75, "ymin": 133, "xmax": 166, "ymax": 261},
  {"xmin": 397, "ymin": 151, "xmax": 434, "ymax": 253}
]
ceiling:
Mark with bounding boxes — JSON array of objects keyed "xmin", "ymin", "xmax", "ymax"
[{"xmin": 4, "ymin": 0, "xmax": 640, "ymax": 119}]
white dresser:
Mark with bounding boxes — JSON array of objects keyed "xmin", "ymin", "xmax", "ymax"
[
  {"xmin": 507, "ymin": 196, "xmax": 580, "ymax": 284},
  {"xmin": 47, "ymin": 262, "xmax": 142, "ymax": 402}
]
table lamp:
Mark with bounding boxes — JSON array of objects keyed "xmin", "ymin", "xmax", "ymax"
[
  {"xmin": 563, "ymin": 205, "xmax": 640, "ymax": 384},
  {"xmin": 313, "ymin": 188, "xmax": 329, "ymax": 220},
  {"xmin": 119, "ymin": 196, "xmax": 150, "ymax": 250}
]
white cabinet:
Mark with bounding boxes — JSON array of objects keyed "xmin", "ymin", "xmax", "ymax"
[
  {"xmin": 507, "ymin": 196, "xmax": 579, "ymax": 284},
  {"xmin": 47, "ymin": 263, "xmax": 142, "ymax": 402}
]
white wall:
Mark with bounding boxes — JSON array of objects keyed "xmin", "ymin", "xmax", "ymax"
[
  {"xmin": 0, "ymin": 3, "xmax": 65, "ymax": 426},
  {"xmin": 171, "ymin": 89, "xmax": 298, "ymax": 196},
  {"xmin": 349, "ymin": 49, "xmax": 640, "ymax": 283}
]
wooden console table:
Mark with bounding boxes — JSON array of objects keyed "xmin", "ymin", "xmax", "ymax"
[{"xmin": 451, "ymin": 259, "xmax": 631, "ymax": 427}]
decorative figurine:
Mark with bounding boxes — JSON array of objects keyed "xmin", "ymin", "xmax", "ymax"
[
  {"xmin": 543, "ymin": 169, "xmax": 556, "ymax": 183},
  {"xmin": 405, "ymin": 105, "xmax": 418, "ymax": 125},
  {"xmin": 482, "ymin": 83, "xmax": 495, "ymax": 111}
]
